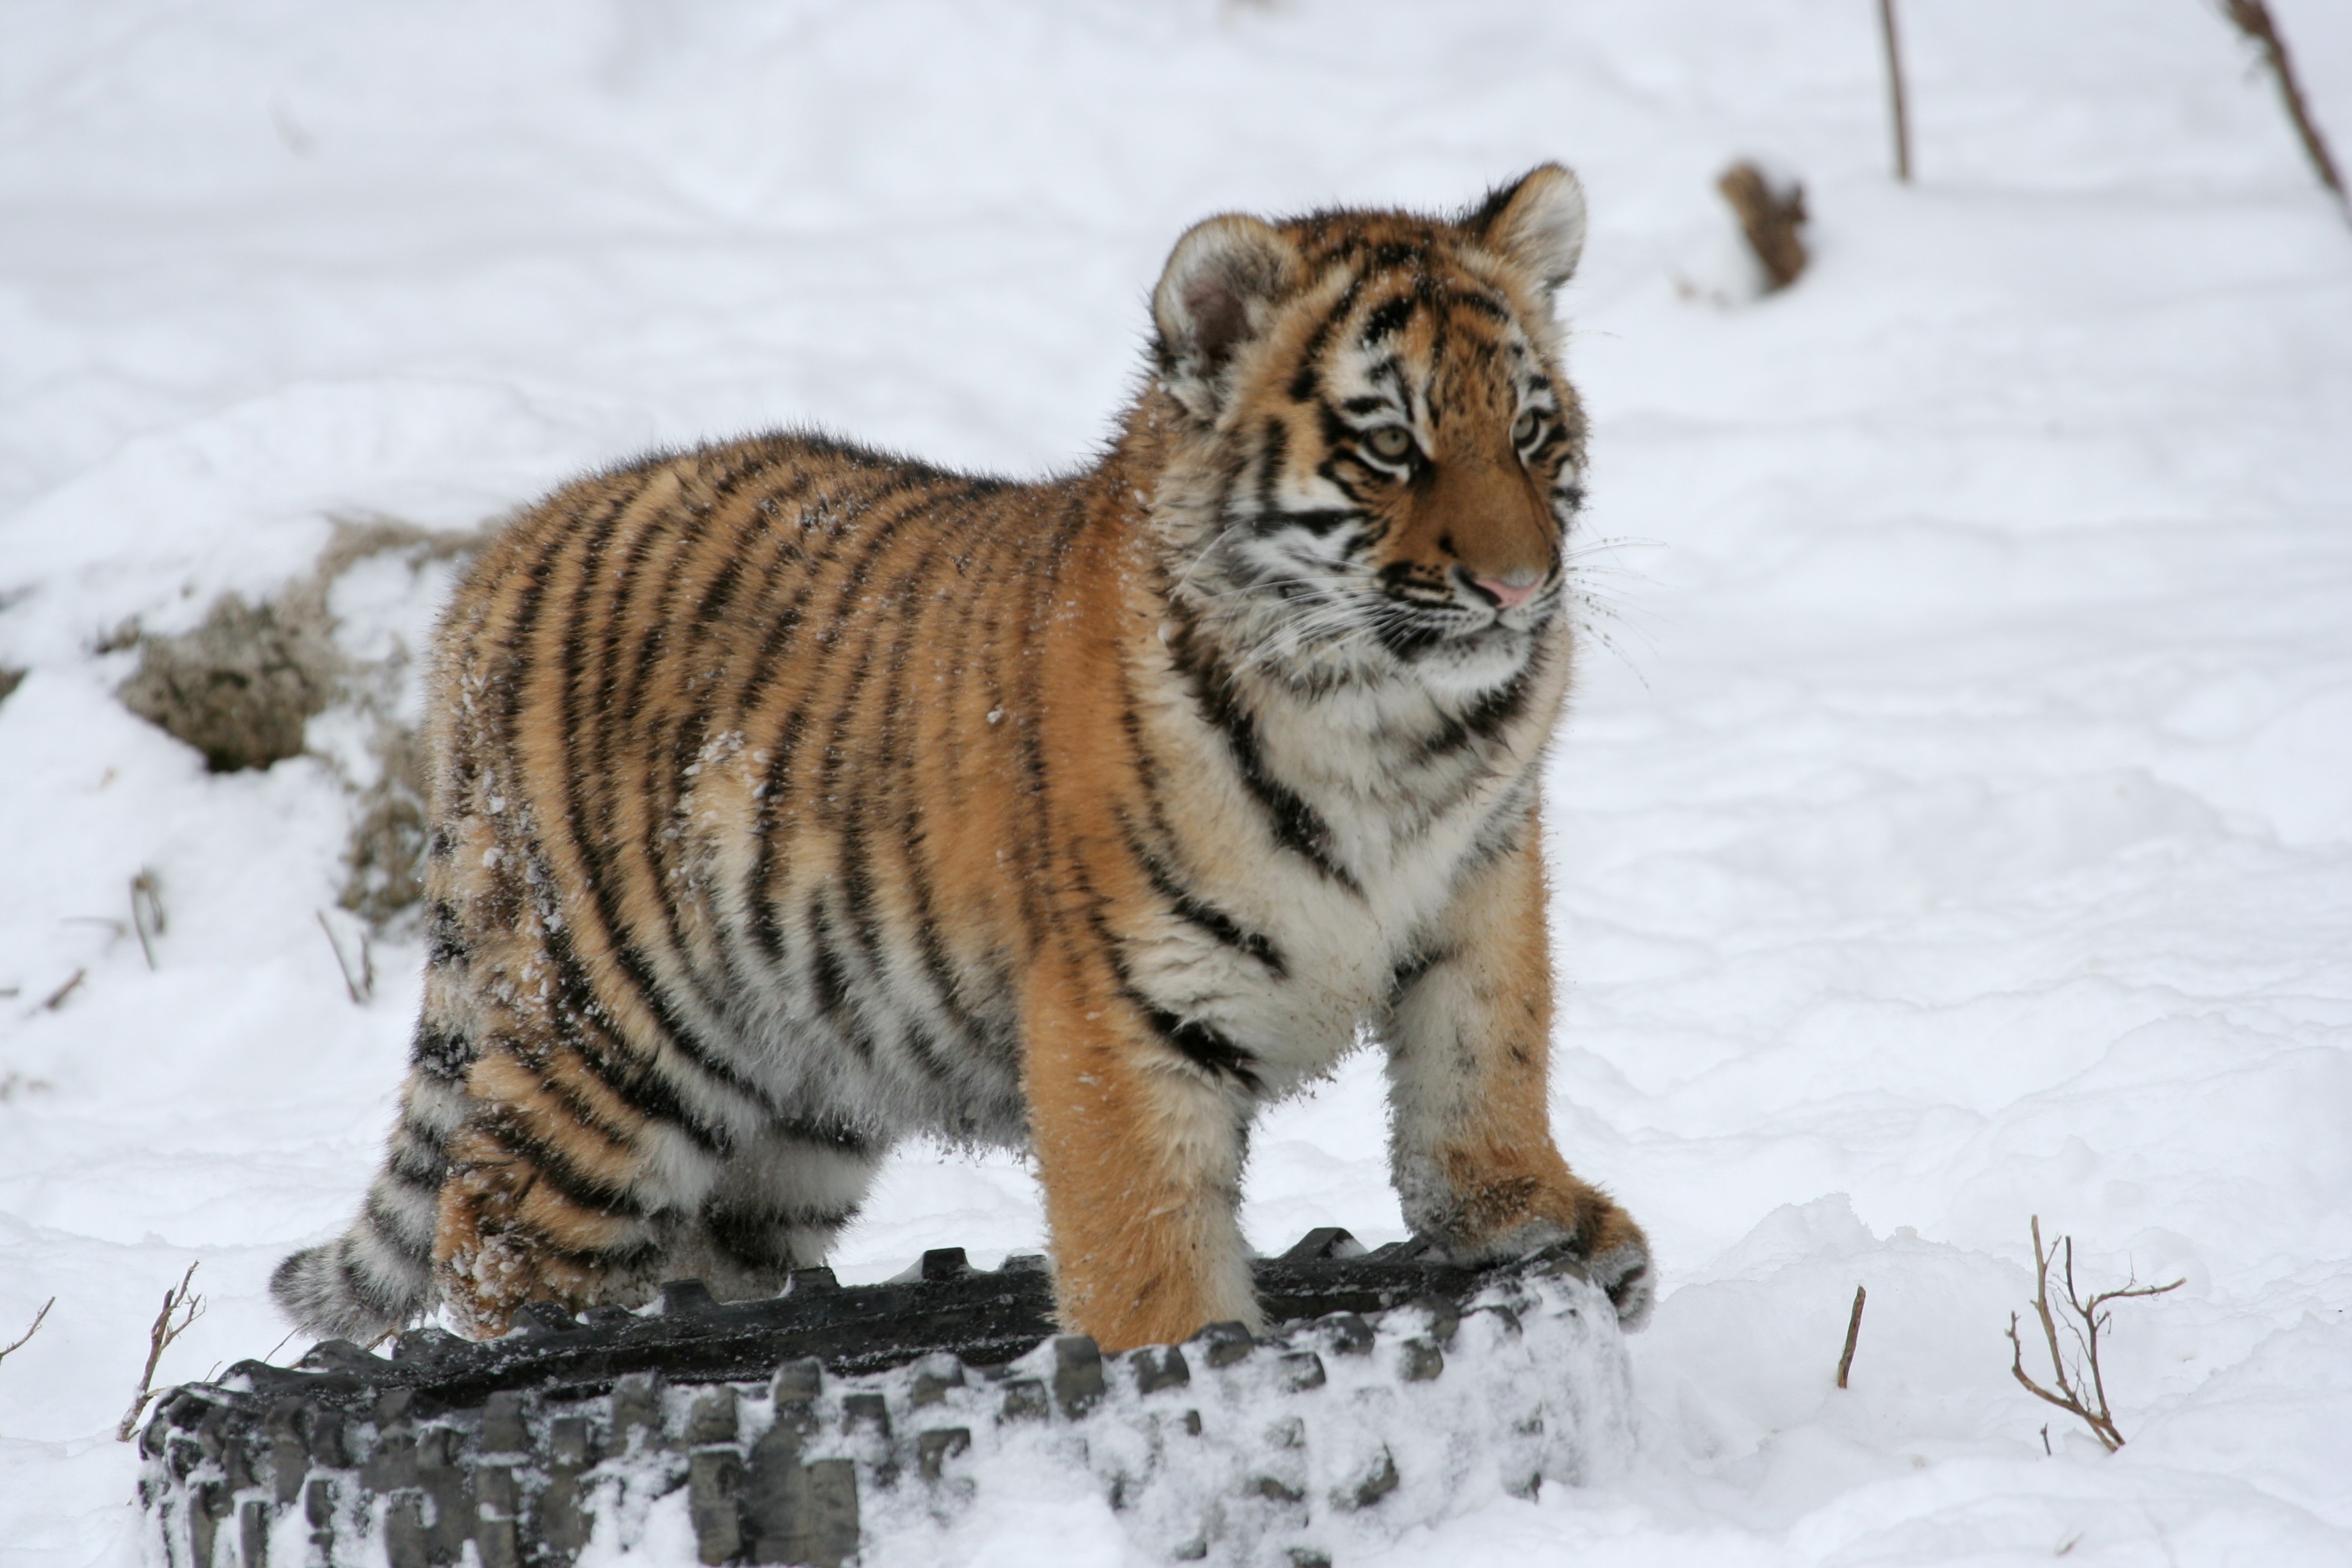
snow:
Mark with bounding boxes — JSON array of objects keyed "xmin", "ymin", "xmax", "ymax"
[{"xmin": 3, "ymin": 1, "xmax": 2349, "ymax": 1562}]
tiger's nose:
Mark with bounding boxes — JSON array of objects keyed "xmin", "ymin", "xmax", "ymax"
[{"xmin": 1470, "ymin": 569, "xmax": 1543, "ymax": 612}]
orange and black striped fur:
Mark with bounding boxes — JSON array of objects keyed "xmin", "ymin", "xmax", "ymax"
[{"xmin": 274, "ymin": 166, "xmax": 1651, "ymax": 1353}]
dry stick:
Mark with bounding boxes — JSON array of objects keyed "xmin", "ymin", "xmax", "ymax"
[
  {"xmin": 316, "ymin": 909, "xmax": 371, "ymax": 1004},
  {"xmin": 0, "ymin": 1297, "xmax": 54, "ymax": 1368},
  {"xmin": 2006, "ymin": 1215, "xmax": 2182, "ymax": 1452},
  {"xmin": 1878, "ymin": 0, "xmax": 1913, "ymax": 182},
  {"xmin": 39, "ymin": 968, "xmax": 86, "ymax": 1011},
  {"xmin": 2221, "ymin": 0, "xmax": 2347, "ymax": 211},
  {"xmin": 130, "ymin": 869, "xmax": 165, "ymax": 971},
  {"xmin": 116, "ymin": 1262, "xmax": 203, "ymax": 1442},
  {"xmin": 1836, "ymin": 1284, "xmax": 1868, "ymax": 1388}
]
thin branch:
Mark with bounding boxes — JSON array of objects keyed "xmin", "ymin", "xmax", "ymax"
[
  {"xmin": 116, "ymin": 1262, "xmax": 203, "ymax": 1442},
  {"xmin": 317, "ymin": 909, "xmax": 372, "ymax": 1004},
  {"xmin": 0, "ymin": 1297, "xmax": 54, "ymax": 1367},
  {"xmin": 2220, "ymin": 0, "xmax": 2347, "ymax": 213},
  {"xmin": 1836, "ymin": 1284, "xmax": 1867, "ymax": 1388},
  {"xmin": 39, "ymin": 968, "xmax": 86, "ymax": 1012},
  {"xmin": 1878, "ymin": 0, "xmax": 1914, "ymax": 182},
  {"xmin": 2006, "ymin": 1215, "xmax": 2180, "ymax": 1452},
  {"xmin": 130, "ymin": 869, "xmax": 165, "ymax": 971}
]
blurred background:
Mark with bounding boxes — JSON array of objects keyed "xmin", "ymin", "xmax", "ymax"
[{"xmin": 3, "ymin": 2, "xmax": 2349, "ymax": 1563}]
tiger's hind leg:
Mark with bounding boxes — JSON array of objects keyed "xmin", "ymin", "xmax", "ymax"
[
  {"xmin": 665, "ymin": 1119, "xmax": 890, "ymax": 1301},
  {"xmin": 427, "ymin": 1036, "xmax": 730, "ymax": 1337}
]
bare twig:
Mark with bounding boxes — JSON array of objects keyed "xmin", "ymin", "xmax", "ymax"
[
  {"xmin": 116, "ymin": 1262, "xmax": 203, "ymax": 1442},
  {"xmin": 1836, "ymin": 1284, "xmax": 1867, "ymax": 1388},
  {"xmin": 1, "ymin": 1296, "xmax": 54, "ymax": 1367},
  {"xmin": 2006, "ymin": 1215, "xmax": 2181, "ymax": 1452},
  {"xmin": 317, "ymin": 909, "xmax": 373, "ymax": 1004},
  {"xmin": 130, "ymin": 869, "xmax": 165, "ymax": 971},
  {"xmin": 2220, "ymin": 0, "xmax": 2346, "ymax": 212},
  {"xmin": 1717, "ymin": 162, "xmax": 1810, "ymax": 293},
  {"xmin": 40, "ymin": 968, "xmax": 86, "ymax": 1012},
  {"xmin": 0, "ymin": 1070, "xmax": 53, "ymax": 1102},
  {"xmin": 1878, "ymin": 0, "xmax": 1913, "ymax": 182}
]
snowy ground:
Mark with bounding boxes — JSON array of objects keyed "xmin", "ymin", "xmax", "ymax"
[{"xmin": 4, "ymin": 1, "xmax": 2351, "ymax": 1562}]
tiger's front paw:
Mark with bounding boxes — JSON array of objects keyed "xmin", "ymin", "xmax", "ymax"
[
  {"xmin": 1579, "ymin": 1222, "xmax": 1653, "ymax": 1330},
  {"xmin": 1444, "ymin": 1176, "xmax": 1653, "ymax": 1330}
]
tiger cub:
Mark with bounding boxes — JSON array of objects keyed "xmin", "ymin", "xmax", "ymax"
[{"xmin": 273, "ymin": 165, "xmax": 1651, "ymax": 1353}]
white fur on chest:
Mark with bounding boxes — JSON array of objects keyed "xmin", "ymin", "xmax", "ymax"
[{"xmin": 1128, "ymin": 656, "xmax": 1541, "ymax": 1096}]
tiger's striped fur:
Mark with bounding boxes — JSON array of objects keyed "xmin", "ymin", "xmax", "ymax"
[{"xmin": 273, "ymin": 166, "xmax": 1652, "ymax": 1353}]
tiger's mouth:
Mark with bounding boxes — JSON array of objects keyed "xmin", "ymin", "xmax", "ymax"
[
  {"xmin": 1365, "ymin": 583, "xmax": 1554, "ymax": 691},
  {"xmin": 1375, "ymin": 581, "xmax": 1554, "ymax": 647}
]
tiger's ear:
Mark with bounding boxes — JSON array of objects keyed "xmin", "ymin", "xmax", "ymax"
[
  {"xmin": 1466, "ymin": 163, "xmax": 1587, "ymax": 294},
  {"xmin": 1153, "ymin": 214, "xmax": 1301, "ymax": 420}
]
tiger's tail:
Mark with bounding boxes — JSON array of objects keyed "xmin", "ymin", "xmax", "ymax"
[{"xmin": 270, "ymin": 1066, "xmax": 457, "ymax": 1343}]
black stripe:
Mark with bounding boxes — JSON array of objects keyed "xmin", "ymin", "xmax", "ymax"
[
  {"xmin": 1269, "ymin": 506, "xmax": 1360, "ymax": 538},
  {"xmin": 361, "ymin": 1184, "xmax": 434, "ymax": 1252},
  {"xmin": 342, "ymin": 1222, "xmax": 428, "ymax": 1298},
  {"xmin": 1141, "ymin": 1003, "xmax": 1258, "ymax": 1085},
  {"xmin": 386, "ymin": 1136, "xmax": 446, "ymax": 1192},
  {"xmin": 423, "ymin": 900, "xmax": 467, "ymax": 968},
  {"xmin": 471, "ymin": 1107, "xmax": 651, "ymax": 1222},
  {"xmin": 1004, "ymin": 497, "xmax": 1093, "ymax": 936},
  {"xmin": 539, "ymin": 917, "xmax": 731, "ymax": 1156},
  {"xmin": 1288, "ymin": 274, "xmax": 1366, "ymax": 404},
  {"xmin": 495, "ymin": 1228, "xmax": 666, "ymax": 1277},
  {"xmin": 1072, "ymin": 868, "xmax": 1262, "ymax": 1091},
  {"xmin": 749, "ymin": 710, "xmax": 810, "ymax": 961},
  {"xmin": 1360, "ymin": 294, "xmax": 1418, "ymax": 344},
  {"xmin": 1120, "ymin": 820, "xmax": 1286, "ymax": 977},
  {"xmin": 803, "ymin": 895, "xmax": 872, "ymax": 1064},
  {"xmin": 411, "ymin": 1022, "xmax": 472, "ymax": 1083},
  {"xmin": 1164, "ymin": 611, "xmax": 1360, "ymax": 894},
  {"xmin": 1386, "ymin": 946, "xmax": 1450, "ymax": 1007},
  {"xmin": 1252, "ymin": 417, "xmax": 1292, "ymax": 529},
  {"xmin": 1414, "ymin": 667, "xmax": 1533, "ymax": 763}
]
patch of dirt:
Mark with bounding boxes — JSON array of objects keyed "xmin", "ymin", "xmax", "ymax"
[
  {"xmin": 117, "ymin": 594, "xmax": 340, "ymax": 772},
  {"xmin": 113, "ymin": 516, "xmax": 493, "ymax": 930},
  {"xmin": 1718, "ymin": 160, "xmax": 1808, "ymax": 294}
]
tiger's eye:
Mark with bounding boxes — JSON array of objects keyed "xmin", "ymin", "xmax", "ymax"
[
  {"xmin": 1512, "ymin": 410, "xmax": 1542, "ymax": 446},
  {"xmin": 1366, "ymin": 426, "xmax": 1415, "ymax": 462}
]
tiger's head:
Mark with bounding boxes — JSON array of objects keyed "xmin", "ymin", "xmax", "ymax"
[{"xmin": 1147, "ymin": 165, "xmax": 1590, "ymax": 700}]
